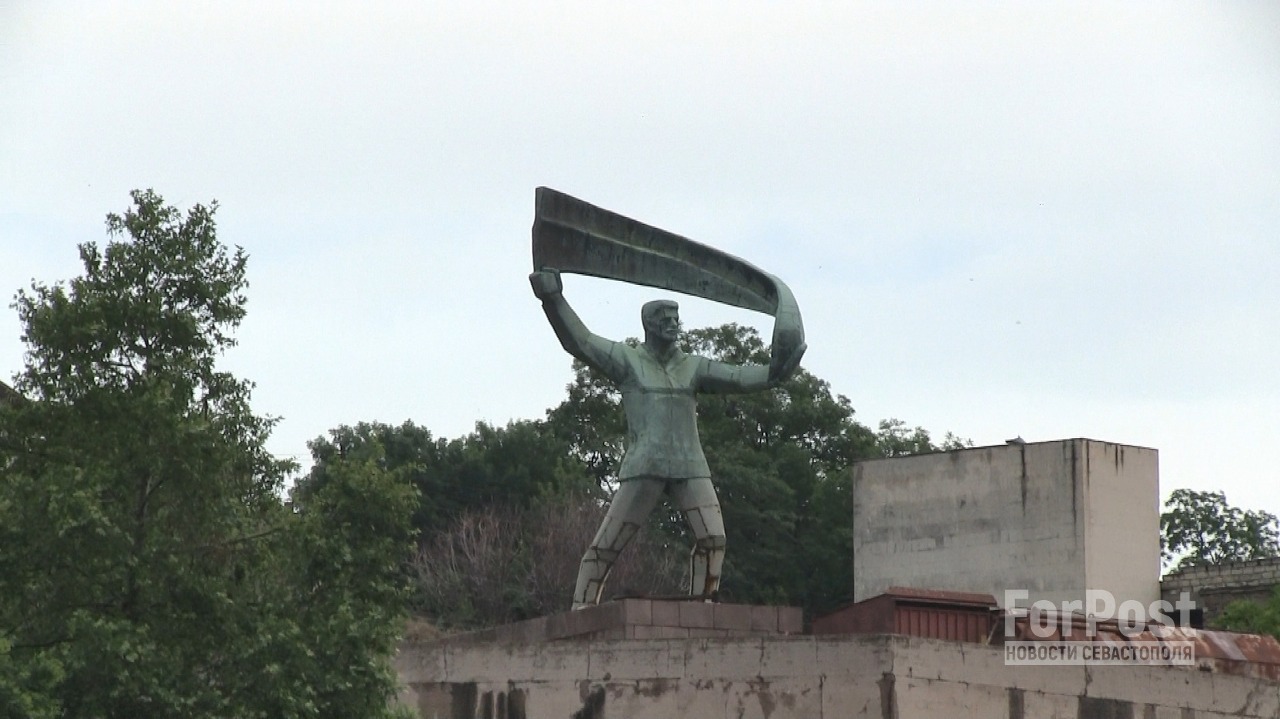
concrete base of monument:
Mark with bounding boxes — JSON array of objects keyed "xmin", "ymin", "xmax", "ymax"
[
  {"xmin": 394, "ymin": 627, "xmax": 1280, "ymax": 719},
  {"xmin": 442, "ymin": 598, "xmax": 804, "ymax": 644}
]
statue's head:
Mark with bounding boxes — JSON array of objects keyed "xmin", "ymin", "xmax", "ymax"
[{"xmin": 641, "ymin": 299, "xmax": 680, "ymax": 344}]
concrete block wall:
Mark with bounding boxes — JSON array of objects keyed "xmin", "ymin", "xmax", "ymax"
[
  {"xmin": 1162, "ymin": 557, "xmax": 1280, "ymax": 624},
  {"xmin": 395, "ymin": 634, "xmax": 1280, "ymax": 718}
]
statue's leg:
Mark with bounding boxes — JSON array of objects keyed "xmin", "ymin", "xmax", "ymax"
[
  {"xmin": 571, "ymin": 478, "xmax": 664, "ymax": 610},
  {"xmin": 670, "ymin": 477, "xmax": 726, "ymax": 600}
]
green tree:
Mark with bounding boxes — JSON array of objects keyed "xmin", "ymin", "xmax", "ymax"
[
  {"xmin": 876, "ymin": 418, "xmax": 971, "ymax": 457},
  {"xmin": 0, "ymin": 190, "xmax": 414, "ymax": 717},
  {"xmin": 265, "ymin": 451, "xmax": 418, "ymax": 718},
  {"xmin": 1161, "ymin": 489, "xmax": 1280, "ymax": 572},
  {"xmin": 296, "ymin": 418, "xmax": 594, "ymax": 538}
]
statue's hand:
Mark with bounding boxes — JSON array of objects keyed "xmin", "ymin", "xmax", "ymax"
[
  {"xmin": 769, "ymin": 341, "xmax": 807, "ymax": 385},
  {"xmin": 529, "ymin": 269, "xmax": 563, "ymax": 299}
]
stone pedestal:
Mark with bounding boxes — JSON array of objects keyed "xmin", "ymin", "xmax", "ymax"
[
  {"xmin": 395, "ymin": 632, "xmax": 1280, "ymax": 719},
  {"xmin": 447, "ymin": 599, "xmax": 803, "ymax": 644}
]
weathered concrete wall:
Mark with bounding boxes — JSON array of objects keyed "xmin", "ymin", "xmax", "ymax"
[
  {"xmin": 1080, "ymin": 440, "xmax": 1161, "ymax": 611},
  {"xmin": 450, "ymin": 598, "xmax": 802, "ymax": 643},
  {"xmin": 854, "ymin": 441, "xmax": 1084, "ymax": 606},
  {"xmin": 1163, "ymin": 557, "xmax": 1280, "ymax": 624},
  {"xmin": 395, "ymin": 634, "xmax": 1280, "ymax": 718},
  {"xmin": 853, "ymin": 439, "xmax": 1160, "ymax": 613}
]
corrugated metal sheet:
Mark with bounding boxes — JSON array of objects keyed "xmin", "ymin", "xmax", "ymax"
[
  {"xmin": 812, "ymin": 587, "xmax": 998, "ymax": 643},
  {"xmin": 896, "ymin": 605, "xmax": 995, "ymax": 643}
]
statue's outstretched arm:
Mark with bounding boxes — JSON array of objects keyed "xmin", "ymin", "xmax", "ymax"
[
  {"xmin": 698, "ymin": 335, "xmax": 806, "ymax": 394},
  {"xmin": 699, "ymin": 360, "xmax": 773, "ymax": 394},
  {"xmin": 530, "ymin": 270, "xmax": 625, "ymax": 381}
]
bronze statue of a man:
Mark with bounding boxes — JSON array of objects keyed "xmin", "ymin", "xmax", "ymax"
[{"xmin": 530, "ymin": 269, "xmax": 805, "ymax": 609}]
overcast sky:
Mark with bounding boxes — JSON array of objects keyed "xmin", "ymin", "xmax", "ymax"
[{"xmin": 2, "ymin": 2, "xmax": 1277, "ymax": 516}]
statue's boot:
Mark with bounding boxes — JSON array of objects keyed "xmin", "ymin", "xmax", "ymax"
[{"xmin": 689, "ymin": 534, "xmax": 727, "ymax": 600}]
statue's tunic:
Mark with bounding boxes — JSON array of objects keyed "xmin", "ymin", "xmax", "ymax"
[
  {"xmin": 583, "ymin": 339, "xmax": 764, "ymax": 481},
  {"xmin": 616, "ymin": 345, "xmax": 706, "ymax": 480}
]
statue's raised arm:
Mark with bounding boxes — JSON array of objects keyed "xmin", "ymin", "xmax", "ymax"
[{"xmin": 529, "ymin": 268, "xmax": 626, "ymax": 382}]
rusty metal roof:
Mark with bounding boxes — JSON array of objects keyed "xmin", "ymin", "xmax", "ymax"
[
  {"xmin": 1004, "ymin": 609, "xmax": 1280, "ymax": 681},
  {"xmin": 814, "ymin": 587, "xmax": 1280, "ymax": 680},
  {"xmin": 812, "ymin": 588, "xmax": 999, "ymax": 642},
  {"xmin": 880, "ymin": 586, "xmax": 999, "ymax": 607}
]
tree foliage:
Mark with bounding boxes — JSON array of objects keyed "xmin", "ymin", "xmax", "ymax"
[
  {"xmin": 295, "ymin": 418, "xmax": 595, "ymax": 537},
  {"xmin": 295, "ymin": 419, "xmax": 613, "ymax": 630},
  {"xmin": 267, "ymin": 452, "xmax": 418, "ymax": 718},
  {"xmin": 875, "ymin": 418, "xmax": 971, "ymax": 457},
  {"xmin": 0, "ymin": 190, "xmax": 415, "ymax": 718},
  {"xmin": 1161, "ymin": 489, "xmax": 1280, "ymax": 572}
]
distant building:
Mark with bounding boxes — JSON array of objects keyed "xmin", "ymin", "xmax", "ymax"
[{"xmin": 851, "ymin": 438, "xmax": 1160, "ymax": 615}]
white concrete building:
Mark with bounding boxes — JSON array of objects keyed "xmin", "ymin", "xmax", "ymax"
[{"xmin": 852, "ymin": 439, "xmax": 1161, "ymax": 614}]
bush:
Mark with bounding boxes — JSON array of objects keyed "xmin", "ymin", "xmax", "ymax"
[{"xmin": 411, "ymin": 492, "xmax": 683, "ymax": 629}]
